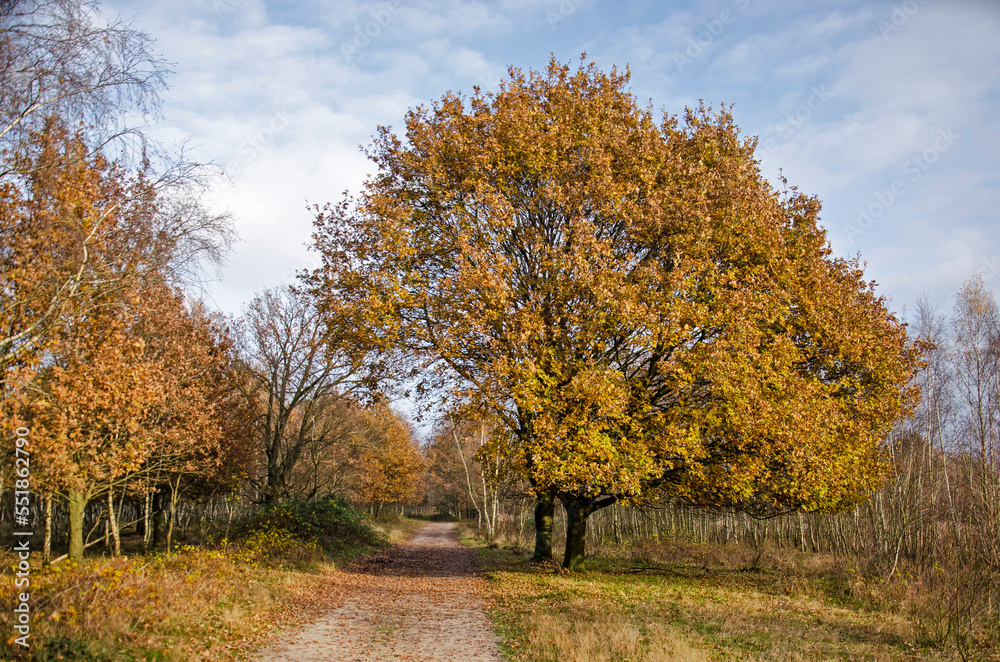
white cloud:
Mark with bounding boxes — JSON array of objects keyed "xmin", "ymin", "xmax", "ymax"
[{"xmin": 95, "ymin": 0, "xmax": 1000, "ymax": 317}]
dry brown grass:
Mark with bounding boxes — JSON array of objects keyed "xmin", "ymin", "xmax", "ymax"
[
  {"xmin": 0, "ymin": 546, "xmax": 336, "ymax": 660},
  {"xmin": 514, "ymin": 596, "xmax": 711, "ymax": 662},
  {"xmin": 468, "ymin": 531, "xmax": 980, "ymax": 661},
  {"xmin": 0, "ymin": 515, "xmax": 418, "ymax": 660}
]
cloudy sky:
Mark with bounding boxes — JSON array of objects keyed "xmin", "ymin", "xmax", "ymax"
[{"xmin": 102, "ymin": 0, "xmax": 1000, "ymax": 322}]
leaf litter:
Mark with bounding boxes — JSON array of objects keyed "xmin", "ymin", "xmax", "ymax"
[{"xmin": 255, "ymin": 522, "xmax": 502, "ymax": 661}]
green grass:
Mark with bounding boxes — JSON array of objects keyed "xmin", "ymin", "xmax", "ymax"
[{"xmin": 462, "ymin": 528, "xmax": 980, "ymax": 661}]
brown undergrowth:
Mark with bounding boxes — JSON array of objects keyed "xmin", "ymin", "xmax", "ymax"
[
  {"xmin": 463, "ymin": 524, "xmax": 993, "ymax": 661},
  {"xmin": 0, "ymin": 509, "xmax": 422, "ymax": 661}
]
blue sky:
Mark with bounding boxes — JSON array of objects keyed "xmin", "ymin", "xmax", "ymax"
[{"xmin": 102, "ymin": 0, "xmax": 1000, "ymax": 323}]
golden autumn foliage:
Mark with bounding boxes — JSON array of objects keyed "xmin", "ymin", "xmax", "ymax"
[
  {"xmin": 307, "ymin": 57, "xmax": 921, "ymax": 569},
  {"xmin": 14, "ymin": 282, "xmax": 251, "ymax": 560},
  {"xmin": 0, "ymin": 120, "xmax": 159, "ymax": 381},
  {"xmin": 355, "ymin": 405, "xmax": 424, "ymax": 515},
  {"xmin": 0, "ymin": 123, "xmax": 247, "ymax": 560}
]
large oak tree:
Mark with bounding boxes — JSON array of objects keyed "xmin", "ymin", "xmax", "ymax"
[{"xmin": 307, "ymin": 58, "xmax": 921, "ymax": 569}]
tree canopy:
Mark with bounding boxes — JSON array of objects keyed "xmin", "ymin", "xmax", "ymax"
[{"xmin": 307, "ymin": 57, "xmax": 921, "ymax": 569}]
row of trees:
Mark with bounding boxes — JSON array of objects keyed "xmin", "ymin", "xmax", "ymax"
[
  {"xmin": 906, "ymin": 278, "xmax": 1000, "ymax": 576},
  {"xmin": 0, "ymin": 4, "xmax": 958, "ymax": 593},
  {"xmin": 0, "ymin": 0, "xmax": 238, "ymax": 560},
  {"xmin": 0, "ymin": 1, "xmax": 424, "ymax": 561}
]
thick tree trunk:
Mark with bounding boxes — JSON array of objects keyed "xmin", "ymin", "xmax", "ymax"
[
  {"xmin": 562, "ymin": 498, "xmax": 595, "ymax": 571},
  {"xmin": 67, "ymin": 490, "xmax": 88, "ymax": 562},
  {"xmin": 532, "ymin": 489, "xmax": 556, "ymax": 562},
  {"xmin": 264, "ymin": 467, "xmax": 279, "ymax": 504},
  {"xmin": 264, "ymin": 427, "xmax": 288, "ymax": 504}
]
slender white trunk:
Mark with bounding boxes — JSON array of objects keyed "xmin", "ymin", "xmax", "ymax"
[
  {"xmin": 43, "ymin": 494, "xmax": 52, "ymax": 564},
  {"xmin": 166, "ymin": 475, "xmax": 181, "ymax": 553},
  {"xmin": 107, "ymin": 488, "xmax": 121, "ymax": 556}
]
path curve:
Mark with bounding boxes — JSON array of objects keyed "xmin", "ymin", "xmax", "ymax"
[{"xmin": 257, "ymin": 522, "xmax": 502, "ymax": 662}]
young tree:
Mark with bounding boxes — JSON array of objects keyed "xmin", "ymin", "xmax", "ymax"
[
  {"xmin": 306, "ymin": 58, "xmax": 921, "ymax": 569},
  {"xmin": 19, "ymin": 292, "xmax": 164, "ymax": 560}
]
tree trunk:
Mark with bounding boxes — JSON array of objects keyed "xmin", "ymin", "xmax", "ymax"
[
  {"xmin": 43, "ymin": 494, "xmax": 52, "ymax": 564},
  {"xmin": 798, "ymin": 512, "xmax": 807, "ymax": 552},
  {"xmin": 562, "ymin": 498, "xmax": 595, "ymax": 571},
  {"xmin": 142, "ymin": 490, "xmax": 153, "ymax": 551},
  {"xmin": 67, "ymin": 490, "xmax": 88, "ymax": 562},
  {"xmin": 264, "ymin": 467, "xmax": 279, "ymax": 504},
  {"xmin": 107, "ymin": 489, "xmax": 121, "ymax": 556},
  {"xmin": 166, "ymin": 476, "xmax": 181, "ymax": 553},
  {"xmin": 532, "ymin": 489, "xmax": 556, "ymax": 562},
  {"xmin": 152, "ymin": 490, "xmax": 164, "ymax": 547},
  {"xmin": 264, "ymin": 427, "xmax": 286, "ymax": 504}
]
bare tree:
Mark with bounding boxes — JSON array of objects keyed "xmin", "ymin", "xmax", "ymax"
[
  {"xmin": 284, "ymin": 396, "xmax": 369, "ymax": 499},
  {"xmin": 0, "ymin": 0, "xmax": 233, "ymax": 386},
  {"xmin": 237, "ymin": 286, "xmax": 372, "ymax": 503},
  {"xmin": 0, "ymin": 0, "xmax": 168, "ymax": 167},
  {"xmin": 951, "ymin": 278, "xmax": 1000, "ymax": 571}
]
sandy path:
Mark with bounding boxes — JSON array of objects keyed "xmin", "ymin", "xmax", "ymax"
[{"xmin": 256, "ymin": 522, "xmax": 502, "ymax": 662}]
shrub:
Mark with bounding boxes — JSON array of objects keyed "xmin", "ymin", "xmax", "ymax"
[
  {"xmin": 227, "ymin": 528, "xmax": 320, "ymax": 568},
  {"xmin": 229, "ymin": 496, "xmax": 384, "ymax": 564}
]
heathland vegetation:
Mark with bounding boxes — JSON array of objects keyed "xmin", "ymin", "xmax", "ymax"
[{"xmin": 0, "ymin": 1, "xmax": 997, "ymax": 660}]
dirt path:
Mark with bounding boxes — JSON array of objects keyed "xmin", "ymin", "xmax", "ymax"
[{"xmin": 256, "ymin": 522, "xmax": 502, "ymax": 662}]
